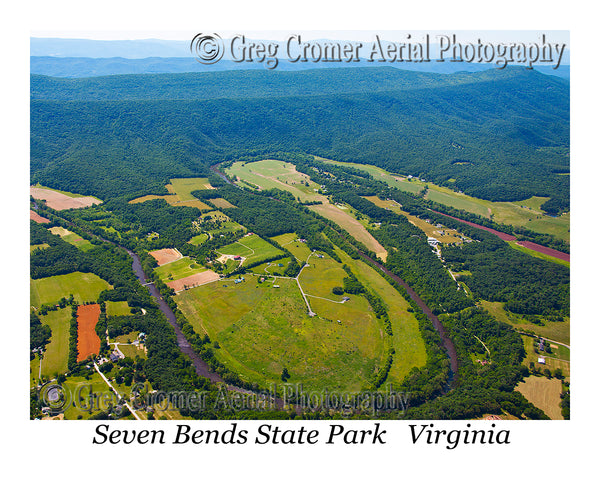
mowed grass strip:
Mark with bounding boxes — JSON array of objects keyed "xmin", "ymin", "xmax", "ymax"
[
  {"xmin": 39, "ymin": 307, "xmax": 71, "ymax": 377},
  {"xmin": 308, "ymin": 202, "xmax": 388, "ymax": 261},
  {"xmin": 335, "ymin": 247, "xmax": 427, "ymax": 385},
  {"xmin": 30, "ymin": 272, "xmax": 112, "ymax": 309}
]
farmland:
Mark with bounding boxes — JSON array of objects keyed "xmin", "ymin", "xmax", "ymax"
[
  {"xmin": 154, "ymin": 256, "xmax": 206, "ymax": 282},
  {"xmin": 76, "ymin": 304, "xmax": 101, "ymax": 362},
  {"xmin": 217, "ymin": 234, "xmax": 285, "ymax": 266},
  {"xmin": 30, "ymin": 185, "xmax": 102, "ymax": 210},
  {"xmin": 39, "ymin": 308, "xmax": 71, "ymax": 377},
  {"xmin": 30, "ymin": 272, "xmax": 112, "ymax": 309},
  {"xmin": 49, "ymin": 226, "xmax": 94, "ymax": 251},
  {"xmin": 516, "ymin": 376, "xmax": 564, "ymax": 420},
  {"xmin": 226, "ymin": 159, "xmax": 325, "ymax": 203},
  {"xmin": 364, "ymin": 196, "xmax": 468, "ymax": 245},
  {"xmin": 320, "ymin": 158, "xmax": 570, "ymax": 242},
  {"xmin": 130, "ymin": 177, "xmax": 213, "ymax": 210},
  {"xmin": 176, "ymin": 243, "xmax": 426, "ymax": 391},
  {"xmin": 308, "ymin": 202, "xmax": 388, "ymax": 261}
]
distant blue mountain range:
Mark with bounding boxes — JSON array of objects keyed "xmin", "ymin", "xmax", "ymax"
[{"xmin": 30, "ymin": 37, "xmax": 570, "ymax": 79}]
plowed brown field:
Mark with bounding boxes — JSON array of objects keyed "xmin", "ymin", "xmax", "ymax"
[{"xmin": 76, "ymin": 304, "xmax": 101, "ymax": 362}]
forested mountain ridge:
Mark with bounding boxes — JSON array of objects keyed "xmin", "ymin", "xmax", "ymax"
[
  {"xmin": 31, "ymin": 66, "xmax": 566, "ymax": 101},
  {"xmin": 30, "ymin": 66, "xmax": 569, "ymax": 207}
]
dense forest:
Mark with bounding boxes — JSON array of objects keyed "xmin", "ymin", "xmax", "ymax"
[{"xmin": 31, "ymin": 66, "xmax": 569, "ymax": 208}]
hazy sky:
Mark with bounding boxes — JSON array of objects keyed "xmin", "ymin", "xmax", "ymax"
[{"xmin": 30, "ymin": 30, "xmax": 569, "ymax": 46}]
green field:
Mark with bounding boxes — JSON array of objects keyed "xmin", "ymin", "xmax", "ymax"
[
  {"xmin": 49, "ymin": 226, "xmax": 95, "ymax": 251},
  {"xmin": 30, "ymin": 243, "xmax": 50, "ymax": 253},
  {"xmin": 154, "ymin": 256, "xmax": 206, "ymax": 282},
  {"xmin": 30, "ymin": 272, "xmax": 112, "ymax": 309},
  {"xmin": 169, "ymin": 177, "xmax": 213, "ymax": 201},
  {"xmin": 249, "ymin": 258, "xmax": 293, "ymax": 276},
  {"xmin": 60, "ymin": 373, "xmax": 118, "ymax": 420},
  {"xmin": 177, "ymin": 245, "xmax": 426, "ymax": 391},
  {"xmin": 508, "ymin": 241, "xmax": 570, "ymax": 267},
  {"xmin": 270, "ymin": 233, "xmax": 313, "ymax": 262},
  {"xmin": 218, "ymin": 234, "xmax": 285, "ymax": 265},
  {"xmin": 226, "ymin": 160, "xmax": 325, "ymax": 202},
  {"xmin": 188, "ymin": 233, "xmax": 209, "ymax": 246},
  {"xmin": 39, "ymin": 308, "xmax": 71, "ymax": 377},
  {"xmin": 106, "ymin": 301, "xmax": 131, "ymax": 316},
  {"xmin": 117, "ymin": 343, "xmax": 147, "ymax": 360},
  {"xmin": 130, "ymin": 177, "xmax": 213, "ymax": 209},
  {"xmin": 480, "ymin": 300, "xmax": 570, "ymax": 345},
  {"xmin": 177, "ymin": 276, "xmax": 387, "ymax": 391}
]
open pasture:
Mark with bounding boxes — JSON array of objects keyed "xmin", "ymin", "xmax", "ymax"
[
  {"xmin": 226, "ymin": 160, "xmax": 325, "ymax": 202},
  {"xmin": 177, "ymin": 276, "xmax": 388, "ymax": 392},
  {"xmin": 217, "ymin": 234, "xmax": 285, "ymax": 265},
  {"xmin": 154, "ymin": 256, "xmax": 206, "ymax": 282},
  {"xmin": 39, "ymin": 307, "xmax": 71, "ymax": 377},
  {"xmin": 30, "ymin": 272, "xmax": 112, "ymax": 309}
]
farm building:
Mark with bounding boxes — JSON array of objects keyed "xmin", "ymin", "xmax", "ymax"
[{"xmin": 427, "ymin": 237, "xmax": 440, "ymax": 247}]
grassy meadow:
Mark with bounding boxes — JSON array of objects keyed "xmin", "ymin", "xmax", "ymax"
[{"xmin": 30, "ymin": 272, "xmax": 112, "ymax": 309}]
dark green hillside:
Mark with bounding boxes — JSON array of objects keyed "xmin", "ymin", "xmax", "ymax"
[{"xmin": 31, "ymin": 67, "xmax": 568, "ymax": 207}]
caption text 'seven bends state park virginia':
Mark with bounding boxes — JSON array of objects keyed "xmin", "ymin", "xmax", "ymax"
[{"xmin": 29, "ymin": 34, "xmax": 570, "ymax": 421}]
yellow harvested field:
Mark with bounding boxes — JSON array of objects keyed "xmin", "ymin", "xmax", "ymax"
[
  {"xmin": 167, "ymin": 270, "xmax": 220, "ymax": 292},
  {"xmin": 208, "ymin": 198, "xmax": 237, "ymax": 209},
  {"xmin": 516, "ymin": 376, "xmax": 564, "ymax": 420},
  {"xmin": 30, "ymin": 186, "xmax": 102, "ymax": 210},
  {"xmin": 128, "ymin": 178, "xmax": 212, "ymax": 210},
  {"xmin": 309, "ymin": 202, "xmax": 388, "ymax": 261}
]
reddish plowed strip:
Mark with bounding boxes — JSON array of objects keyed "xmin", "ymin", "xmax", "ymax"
[
  {"xmin": 516, "ymin": 241, "xmax": 570, "ymax": 262},
  {"xmin": 30, "ymin": 210, "xmax": 50, "ymax": 223},
  {"xmin": 435, "ymin": 211, "xmax": 517, "ymax": 241},
  {"xmin": 77, "ymin": 304, "xmax": 101, "ymax": 362},
  {"xmin": 434, "ymin": 210, "xmax": 569, "ymax": 262}
]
